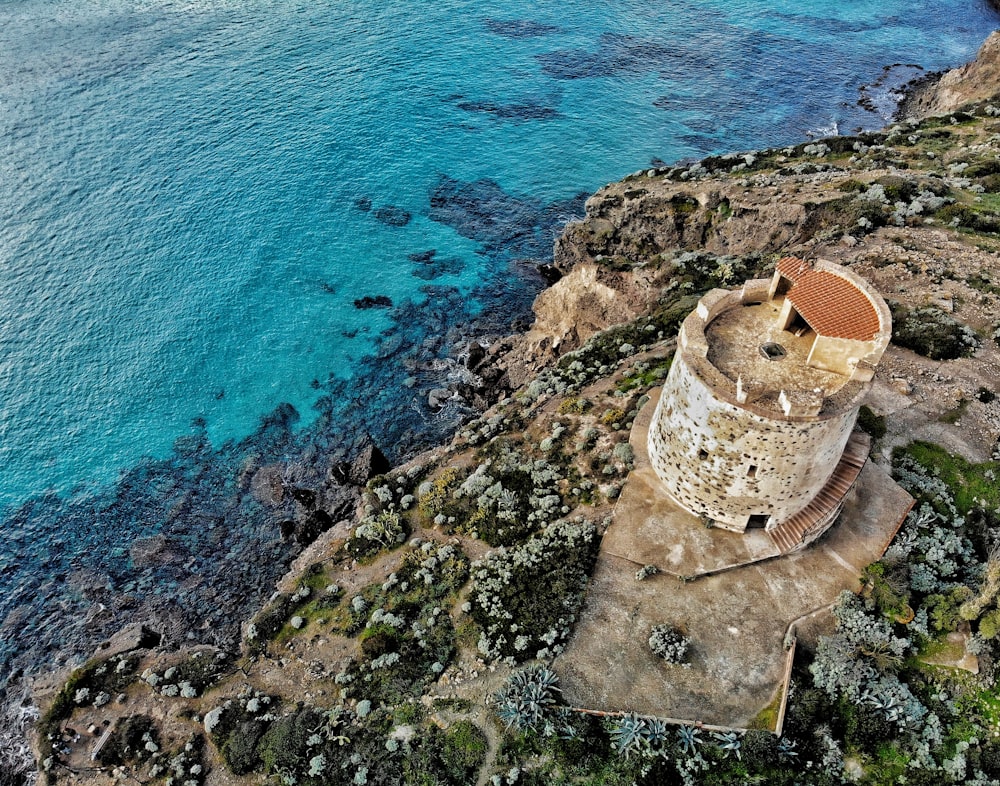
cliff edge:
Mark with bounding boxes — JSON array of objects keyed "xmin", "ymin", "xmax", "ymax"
[{"xmin": 902, "ymin": 29, "xmax": 1000, "ymax": 116}]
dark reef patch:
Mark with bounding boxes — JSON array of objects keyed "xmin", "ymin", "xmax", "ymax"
[
  {"xmin": 374, "ymin": 205, "xmax": 412, "ymax": 227},
  {"xmin": 354, "ymin": 295, "xmax": 394, "ymax": 309},
  {"xmin": 411, "ymin": 254, "xmax": 465, "ymax": 281},
  {"xmin": 536, "ymin": 32, "xmax": 678, "ymax": 80},
  {"xmin": 455, "ymin": 98, "xmax": 561, "ymax": 122},
  {"xmin": 428, "ymin": 174, "xmax": 587, "ymax": 261},
  {"xmin": 483, "ymin": 19, "xmax": 562, "ymax": 38}
]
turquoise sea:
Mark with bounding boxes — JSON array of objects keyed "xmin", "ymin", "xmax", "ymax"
[{"xmin": 1, "ymin": 0, "xmax": 998, "ymax": 686}]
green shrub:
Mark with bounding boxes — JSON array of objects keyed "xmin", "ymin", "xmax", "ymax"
[
  {"xmin": 600, "ymin": 408, "xmax": 626, "ymax": 427},
  {"xmin": 925, "ymin": 586, "xmax": 974, "ymax": 633},
  {"xmin": 981, "ymin": 173, "xmax": 1000, "ymax": 193},
  {"xmin": 246, "ymin": 592, "xmax": 297, "ymax": 648},
  {"xmin": 347, "ymin": 509, "xmax": 410, "ymax": 560},
  {"xmin": 890, "ymin": 303, "xmax": 980, "ymax": 360},
  {"xmin": 359, "ymin": 624, "xmax": 400, "ymax": 659},
  {"xmin": 965, "ymin": 159, "xmax": 1000, "ymax": 178},
  {"xmin": 936, "ymin": 204, "xmax": 1000, "ymax": 233},
  {"xmin": 441, "ymin": 720, "xmax": 488, "ymax": 782},
  {"xmin": 470, "ymin": 519, "xmax": 599, "ymax": 661},
  {"xmin": 558, "ymin": 397, "xmax": 589, "ymax": 415},
  {"xmin": 875, "ymin": 175, "xmax": 918, "ymax": 203},
  {"xmin": 418, "ymin": 467, "xmax": 464, "ymax": 521},
  {"xmin": 836, "ymin": 178, "xmax": 867, "ymax": 193},
  {"xmin": 168, "ymin": 650, "xmax": 233, "ymax": 694},
  {"xmin": 96, "ymin": 715, "xmax": 158, "ymax": 765},
  {"xmin": 256, "ymin": 707, "xmax": 322, "ymax": 775},
  {"xmin": 221, "ymin": 719, "xmax": 266, "ymax": 775},
  {"xmin": 856, "ymin": 405, "xmax": 887, "ymax": 440}
]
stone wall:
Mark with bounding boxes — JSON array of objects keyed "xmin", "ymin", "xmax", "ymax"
[{"xmin": 648, "ymin": 350, "xmax": 858, "ymax": 531}]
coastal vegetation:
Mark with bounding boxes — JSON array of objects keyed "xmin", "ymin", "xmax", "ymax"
[{"xmin": 28, "ymin": 45, "xmax": 1000, "ymax": 786}]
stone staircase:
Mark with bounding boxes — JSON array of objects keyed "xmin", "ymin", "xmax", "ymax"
[{"xmin": 767, "ymin": 432, "xmax": 870, "ymax": 553}]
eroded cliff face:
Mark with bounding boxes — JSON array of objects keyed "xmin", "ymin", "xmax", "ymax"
[
  {"xmin": 502, "ymin": 164, "xmax": 849, "ymax": 383},
  {"xmin": 903, "ymin": 30, "xmax": 1000, "ymax": 117}
]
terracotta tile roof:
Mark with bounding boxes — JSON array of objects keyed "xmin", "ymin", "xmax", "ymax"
[
  {"xmin": 776, "ymin": 256, "xmax": 811, "ymax": 280},
  {"xmin": 787, "ymin": 270, "xmax": 880, "ymax": 341}
]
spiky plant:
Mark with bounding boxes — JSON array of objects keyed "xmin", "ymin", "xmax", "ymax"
[
  {"xmin": 776, "ymin": 737, "xmax": 799, "ymax": 760},
  {"xmin": 677, "ymin": 725, "xmax": 702, "ymax": 756},
  {"xmin": 491, "ymin": 665, "xmax": 563, "ymax": 735},
  {"xmin": 712, "ymin": 730, "xmax": 743, "ymax": 760},
  {"xmin": 608, "ymin": 713, "xmax": 647, "ymax": 759}
]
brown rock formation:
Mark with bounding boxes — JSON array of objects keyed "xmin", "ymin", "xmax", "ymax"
[{"xmin": 902, "ymin": 29, "xmax": 1000, "ymax": 116}]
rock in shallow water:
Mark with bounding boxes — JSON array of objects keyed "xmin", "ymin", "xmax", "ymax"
[
  {"xmin": 353, "ymin": 295, "xmax": 393, "ymax": 309},
  {"xmin": 374, "ymin": 205, "xmax": 412, "ymax": 227}
]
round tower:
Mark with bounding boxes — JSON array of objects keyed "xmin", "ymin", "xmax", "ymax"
[{"xmin": 647, "ymin": 258, "xmax": 891, "ymax": 549}]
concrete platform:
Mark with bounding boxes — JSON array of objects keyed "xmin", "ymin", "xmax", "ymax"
[
  {"xmin": 607, "ymin": 386, "xmax": 782, "ymax": 577},
  {"xmin": 605, "ymin": 465, "xmax": 780, "ymax": 576},
  {"xmin": 555, "ymin": 453, "xmax": 913, "ymax": 728}
]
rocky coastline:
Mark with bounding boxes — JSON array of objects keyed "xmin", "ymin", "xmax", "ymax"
[{"xmin": 9, "ymin": 22, "xmax": 1000, "ymax": 786}]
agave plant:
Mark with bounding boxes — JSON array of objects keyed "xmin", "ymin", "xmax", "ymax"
[
  {"xmin": 491, "ymin": 665, "xmax": 563, "ymax": 734},
  {"xmin": 776, "ymin": 737, "xmax": 799, "ymax": 760},
  {"xmin": 609, "ymin": 713, "xmax": 648, "ymax": 759},
  {"xmin": 712, "ymin": 730, "xmax": 743, "ymax": 760},
  {"xmin": 639, "ymin": 717, "xmax": 671, "ymax": 759},
  {"xmin": 677, "ymin": 725, "xmax": 702, "ymax": 756}
]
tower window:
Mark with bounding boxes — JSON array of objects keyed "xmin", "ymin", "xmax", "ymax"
[
  {"xmin": 747, "ymin": 465, "xmax": 758, "ymax": 478},
  {"xmin": 698, "ymin": 449, "xmax": 709, "ymax": 460}
]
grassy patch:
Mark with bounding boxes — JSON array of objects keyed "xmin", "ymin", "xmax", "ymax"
[
  {"xmin": 856, "ymin": 405, "xmax": 886, "ymax": 440},
  {"xmin": 892, "ymin": 441, "xmax": 1000, "ymax": 514},
  {"xmin": 615, "ymin": 358, "xmax": 672, "ymax": 394},
  {"xmin": 748, "ymin": 688, "xmax": 783, "ymax": 731}
]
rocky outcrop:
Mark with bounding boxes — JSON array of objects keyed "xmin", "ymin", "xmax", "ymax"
[
  {"xmin": 902, "ymin": 30, "xmax": 1000, "ymax": 116},
  {"xmin": 493, "ymin": 161, "xmax": 871, "ymax": 382}
]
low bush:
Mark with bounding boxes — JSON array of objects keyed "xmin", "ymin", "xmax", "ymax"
[
  {"xmin": 890, "ymin": 303, "xmax": 980, "ymax": 360},
  {"xmin": 96, "ymin": 715, "xmax": 158, "ymax": 765},
  {"xmin": 470, "ymin": 519, "xmax": 599, "ymax": 661},
  {"xmin": 347, "ymin": 509, "xmax": 410, "ymax": 560},
  {"xmin": 857, "ymin": 405, "xmax": 887, "ymax": 440},
  {"xmin": 335, "ymin": 541, "xmax": 469, "ymax": 704},
  {"xmin": 440, "ymin": 720, "xmax": 489, "ymax": 782},
  {"xmin": 936, "ymin": 204, "xmax": 1000, "ymax": 233},
  {"xmin": 648, "ymin": 625, "xmax": 691, "ymax": 666},
  {"xmin": 256, "ymin": 707, "xmax": 322, "ymax": 775}
]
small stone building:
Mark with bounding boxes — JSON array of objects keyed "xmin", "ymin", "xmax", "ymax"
[{"xmin": 647, "ymin": 257, "xmax": 892, "ymax": 552}]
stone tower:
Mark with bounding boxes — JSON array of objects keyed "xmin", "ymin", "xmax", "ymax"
[{"xmin": 647, "ymin": 257, "xmax": 892, "ymax": 552}]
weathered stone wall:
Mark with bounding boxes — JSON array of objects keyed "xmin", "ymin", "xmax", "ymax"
[{"xmin": 648, "ymin": 351, "xmax": 858, "ymax": 531}]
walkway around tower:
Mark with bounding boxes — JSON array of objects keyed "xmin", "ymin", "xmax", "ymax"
[{"xmin": 553, "ymin": 386, "xmax": 914, "ymax": 730}]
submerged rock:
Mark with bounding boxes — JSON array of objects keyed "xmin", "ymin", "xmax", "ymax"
[
  {"xmin": 408, "ymin": 249, "xmax": 437, "ymax": 264},
  {"xmin": 456, "ymin": 99, "xmax": 561, "ymax": 121},
  {"xmin": 374, "ymin": 205, "xmax": 412, "ymax": 227},
  {"xmin": 483, "ymin": 19, "xmax": 561, "ymax": 38},
  {"xmin": 353, "ymin": 295, "xmax": 393, "ymax": 309}
]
